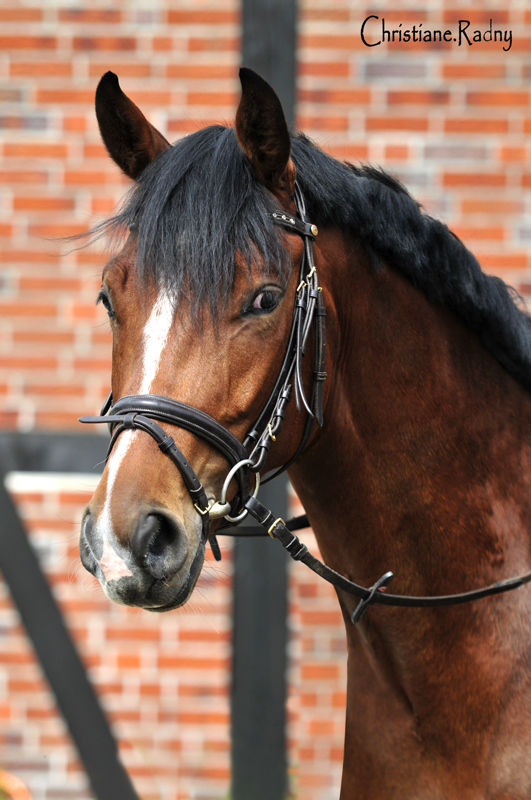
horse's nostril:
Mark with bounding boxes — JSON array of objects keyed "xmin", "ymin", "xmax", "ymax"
[{"xmin": 132, "ymin": 512, "xmax": 187, "ymax": 581}]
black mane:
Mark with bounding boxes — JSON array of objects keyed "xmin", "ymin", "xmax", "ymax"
[{"xmin": 99, "ymin": 125, "xmax": 531, "ymax": 392}]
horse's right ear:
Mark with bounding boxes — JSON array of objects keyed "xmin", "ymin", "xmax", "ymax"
[
  {"xmin": 95, "ymin": 71, "xmax": 170, "ymax": 180},
  {"xmin": 235, "ymin": 68, "xmax": 296, "ymax": 201}
]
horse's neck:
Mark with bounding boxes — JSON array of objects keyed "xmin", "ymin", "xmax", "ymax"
[
  {"xmin": 289, "ymin": 237, "xmax": 531, "ymax": 797},
  {"xmin": 290, "ymin": 239, "xmax": 531, "ymax": 627}
]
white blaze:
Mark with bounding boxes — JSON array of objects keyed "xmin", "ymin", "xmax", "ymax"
[
  {"xmin": 96, "ymin": 292, "xmax": 175, "ymax": 578},
  {"xmin": 137, "ymin": 292, "xmax": 175, "ymax": 395}
]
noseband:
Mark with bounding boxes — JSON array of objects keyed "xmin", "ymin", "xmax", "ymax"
[{"xmin": 80, "ymin": 183, "xmax": 531, "ymax": 623}]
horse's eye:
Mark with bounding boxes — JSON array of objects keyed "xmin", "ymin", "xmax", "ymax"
[
  {"xmin": 96, "ymin": 289, "xmax": 115, "ymax": 319},
  {"xmin": 250, "ymin": 289, "xmax": 281, "ymax": 314}
]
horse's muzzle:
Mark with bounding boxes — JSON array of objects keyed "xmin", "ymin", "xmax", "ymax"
[{"xmin": 80, "ymin": 508, "xmax": 204, "ymax": 610}]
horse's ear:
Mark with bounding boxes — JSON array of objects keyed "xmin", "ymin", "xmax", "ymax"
[
  {"xmin": 95, "ymin": 71, "xmax": 170, "ymax": 180},
  {"xmin": 235, "ymin": 68, "xmax": 296, "ymax": 200}
]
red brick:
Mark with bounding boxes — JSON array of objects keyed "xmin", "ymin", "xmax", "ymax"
[
  {"xmin": 467, "ymin": 91, "xmax": 529, "ymax": 106},
  {"xmin": 299, "ymin": 88, "xmax": 370, "ymax": 104},
  {"xmin": 63, "ymin": 116, "xmax": 87, "ymax": 131},
  {"xmin": 88, "ymin": 62, "xmax": 152, "ymax": 78},
  {"xmin": 297, "ymin": 115, "xmax": 348, "ymax": 131},
  {"xmin": 74, "ymin": 357, "xmax": 112, "ymax": 371},
  {"xmin": 461, "ymin": 200, "xmax": 523, "ymax": 215},
  {"xmin": 59, "ymin": 9, "xmax": 122, "ymax": 23},
  {"xmin": 117, "ymin": 654, "xmax": 141, "ymax": 669},
  {"xmin": 366, "ymin": 117, "xmax": 428, "ymax": 132},
  {"xmin": 9, "ymin": 679, "xmax": 47, "ymax": 693},
  {"xmin": 384, "ymin": 145, "xmax": 409, "ymax": 161},
  {"xmin": 327, "ymin": 144, "xmax": 369, "ymax": 161},
  {"xmin": 443, "ymin": 9, "xmax": 508, "ymax": 23},
  {"xmin": 445, "ymin": 118, "xmax": 508, "ymax": 134},
  {"xmin": 19, "ymin": 276, "xmax": 81, "ymax": 290},
  {"xmin": 140, "ymin": 684, "xmax": 161, "ymax": 696},
  {"xmin": 477, "ymin": 253, "xmax": 528, "ymax": 269},
  {"xmin": 178, "ymin": 684, "xmax": 227, "ymax": 697},
  {"xmin": 500, "ymin": 147, "xmax": 526, "ymax": 161},
  {"xmin": 187, "ymin": 91, "xmax": 237, "ymax": 106},
  {"xmin": 29, "ymin": 223, "xmax": 86, "ymax": 238},
  {"xmin": 106, "ymin": 627, "xmax": 160, "ymax": 641},
  {"xmin": 301, "ymin": 35, "xmax": 360, "ymax": 50},
  {"xmin": 188, "ymin": 37, "xmax": 240, "ymax": 52},
  {"xmin": 301, "ymin": 664, "xmax": 339, "ymax": 681},
  {"xmin": 36, "ymin": 89, "xmax": 94, "ymax": 104},
  {"xmin": 0, "ymin": 302, "xmax": 57, "ymax": 317},
  {"xmin": 13, "ymin": 196, "xmax": 75, "ymax": 211},
  {"xmin": 64, "ymin": 170, "xmax": 109, "ymax": 185},
  {"xmin": 14, "ymin": 331, "xmax": 75, "ymax": 344},
  {"xmin": 4, "ymin": 143, "xmax": 67, "ymax": 159},
  {"xmin": 299, "ymin": 62, "xmax": 349, "ymax": 77},
  {"xmin": 309, "ymin": 720, "xmax": 335, "ymax": 736},
  {"xmin": 0, "ymin": 652, "xmax": 34, "ymax": 664},
  {"xmin": 443, "ymin": 172, "xmax": 506, "ymax": 187},
  {"xmin": 301, "ymin": 8, "xmax": 350, "ymax": 20},
  {"xmin": 442, "ymin": 63, "xmax": 505, "ymax": 80},
  {"xmin": 166, "ymin": 63, "xmax": 234, "ymax": 79},
  {"xmin": 168, "ymin": 117, "xmax": 223, "ymax": 132},
  {"xmin": 73, "ymin": 37, "xmax": 136, "ymax": 51},
  {"xmin": 387, "ymin": 90, "xmax": 449, "ymax": 105},
  {"xmin": 0, "ymin": 8, "xmax": 42, "ymax": 20},
  {"xmin": 153, "ymin": 37, "xmax": 173, "ymax": 51},
  {"xmin": 0, "ymin": 170, "xmax": 48, "ymax": 183},
  {"xmin": 158, "ymin": 655, "xmax": 228, "ymax": 669},
  {"xmin": 0, "ymin": 36, "xmax": 56, "ymax": 49},
  {"xmin": 301, "ymin": 610, "xmax": 343, "ymax": 625},
  {"xmin": 167, "ymin": 10, "xmax": 238, "ymax": 24},
  {"xmin": 10, "ymin": 61, "xmax": 72, "ymax": 76},
  {"xmin": 179, "ymin": 629, "xmax": 229, "ymax": 642},
  {"xmin": 451, "ymin": 226, "xmax": 505, "ymax": 241}
]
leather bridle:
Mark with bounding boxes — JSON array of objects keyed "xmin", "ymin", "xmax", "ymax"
[
  {"xmin": 80, "ymin": 183, "xmax": 325, "ymax": 555},
  {"xmin": 80, "ymin": 182, "xmax": 531, "ymax": 624}
]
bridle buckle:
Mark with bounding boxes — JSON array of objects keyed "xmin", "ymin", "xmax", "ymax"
[{"xmin": 267, "ymin": 517, "xmax": 285, "ymax": 538}]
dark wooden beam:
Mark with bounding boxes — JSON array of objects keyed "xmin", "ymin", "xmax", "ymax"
[{"xmin": 232, "ymin": 4, "xmax": 298, "ymax": 795}]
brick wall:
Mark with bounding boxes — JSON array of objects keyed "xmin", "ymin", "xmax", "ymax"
[
  {"xmin": 1, "ymin": 1, "xmax": 531, "ymax": 799},
  {"xmin": 1, "ymin": 474, "xmax": 233, "ymax": 800},
  {"xmin": 0, "ymin": 476, "xmax": 346, "ymax": 800},
  {"xmin": 1, "ymin": 1, "xmax": 530, "ymax": 434}
]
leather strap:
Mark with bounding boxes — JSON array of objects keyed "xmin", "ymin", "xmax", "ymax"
[
  {"xmin": 268, "ymin": 212, "xmax": 317, "ymax": 240},
  {"xmin": 243, "ymin": 496, "xmax": 531, "ymax": 623},
  {"xmin": 81, "ymin": 393, "xmax": 250, "ymax": 502}
]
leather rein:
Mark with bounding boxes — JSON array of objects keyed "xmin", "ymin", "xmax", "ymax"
[{"xmin": 80, "ymin": 183, "xmax": 531, "ymax": 624}]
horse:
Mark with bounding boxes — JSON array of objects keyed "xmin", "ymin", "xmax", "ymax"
[{"xmin": 79, "ymin": 67, "xmax": 531, "ymax": 798}]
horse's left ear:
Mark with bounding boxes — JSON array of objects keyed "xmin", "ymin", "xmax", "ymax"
[
  {"xmin": 235, "ymin": 68, "xmax": 296, "ymax": 201},
  {"xmin": 95, "ymin": 71, "xmax": 170, "ymax": 180}
]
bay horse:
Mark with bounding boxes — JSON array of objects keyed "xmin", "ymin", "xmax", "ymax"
[{"xmin": 80, "ymin": 68, "xmax": 531, "ymax": 798}]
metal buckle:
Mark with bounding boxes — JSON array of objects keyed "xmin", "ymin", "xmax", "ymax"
[
  {"xmin": 267, "ymin": 517, "xmax": 285, "ymax": 538},
  {"xmin": 194, "ymin": 500, "xmax": 213, "ymax": 516}
]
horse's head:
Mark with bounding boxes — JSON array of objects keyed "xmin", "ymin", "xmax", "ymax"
[{"xmin": 80, "ymin": 69, "xmax": 323, "ymax": 610}]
